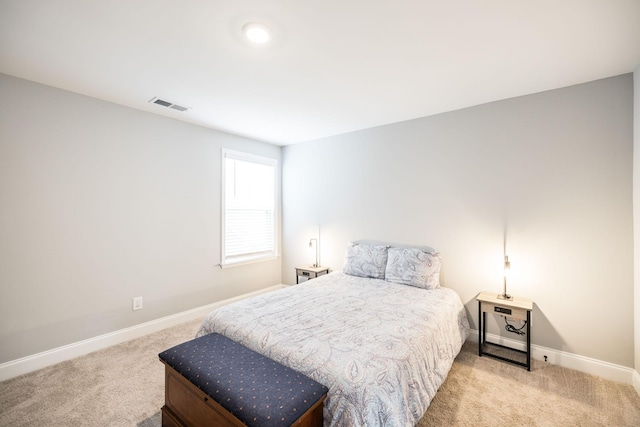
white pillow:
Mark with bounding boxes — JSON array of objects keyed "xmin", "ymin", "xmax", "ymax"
[
  {"xmin": 343, "ymin": 242, "xmax": 389, "ymax": 279},
  {"xmin": 385, "ymin": 247, "xmax": 441, "ymax": 289}
]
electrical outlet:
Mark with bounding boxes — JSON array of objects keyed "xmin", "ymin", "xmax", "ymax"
[{"xmin": 132, "ymin": 296, "xmax": 143, "ymax": 311}]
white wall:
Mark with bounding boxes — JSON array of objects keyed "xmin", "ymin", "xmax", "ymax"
[
  {"xmin": 634, "ymin": 66, "xmax": 640, "ymax": 377},
  {"xmin": 0, "ymin": 74, "xmax": 282, "ymax": 363},
  {"xmin": 283, "ymin": 74, "xmax": 634, "ymax": 367},
  {"xmin": 1, "ymin": 71, "xmax": 634, "ymax": 371}
]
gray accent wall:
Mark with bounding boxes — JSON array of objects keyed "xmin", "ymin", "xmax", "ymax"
[
  {"xmin": 0, "ymin": 74, "xmax": 282, "ymax": 363},
  {"xmin": 1, "ymin": 71, "xmax": 635, "ymax": 370},
  {"xmin": 283, "ymin": 74, "xmax": 634, "ymax": 367}
]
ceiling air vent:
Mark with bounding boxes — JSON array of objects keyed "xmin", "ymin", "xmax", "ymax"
[{"xmin": 148, "ymin": 97, "xmax": 190, "ymax": 112}]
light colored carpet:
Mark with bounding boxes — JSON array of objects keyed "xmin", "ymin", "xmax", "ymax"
[
  {"xmin": 1, "ymin": 320, "xmax": 639, "ymax": 426},
  {"xmin": 418, "ymin": 344, "xmax": 640, "ymax": 426}
]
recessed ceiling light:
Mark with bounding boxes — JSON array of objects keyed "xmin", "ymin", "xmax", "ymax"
[{"xmin": 242, "ymin": 22, "xmax": 270, "ymax": 44}]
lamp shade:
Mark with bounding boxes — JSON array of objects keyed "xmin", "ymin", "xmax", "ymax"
[
  {"xmin": 499, "ymin": 255, "xmax": 512, "ymax": 300},
  {"xmin": 308, "ymin": 238, "xmax": 319, "ymax": 267}
]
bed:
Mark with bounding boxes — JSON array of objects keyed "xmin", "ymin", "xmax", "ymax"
[{"xmin": 196, "ymin": 243, "xmax": 469, "ymax": 426}]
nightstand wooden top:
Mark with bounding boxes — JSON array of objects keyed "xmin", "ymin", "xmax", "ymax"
[
  {"xmin": 295, "ymin": 266, "xmax": 329, "ymax": 273},
  {"xmin": 476, "ymin": 291, "xmax": 534, "ymax": 311}
]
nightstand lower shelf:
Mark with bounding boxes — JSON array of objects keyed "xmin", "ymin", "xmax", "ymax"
[{"xmin": 478, "ymin": 323, "xmax": 530, "ymax": 370}]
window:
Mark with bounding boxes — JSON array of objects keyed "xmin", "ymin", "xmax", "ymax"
[{"xmin": 221, "ymin": 149, "xmax": 278, "ymax": 266}]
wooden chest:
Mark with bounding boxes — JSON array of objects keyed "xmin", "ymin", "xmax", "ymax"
[{"xmin": 159, "ymin": 333, "xmax": 327, "ymax": 427}]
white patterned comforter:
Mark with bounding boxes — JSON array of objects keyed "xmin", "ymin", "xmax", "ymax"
[{"xmin": 196, "ymin": 272, "xmax": 469, "ymax": 427}]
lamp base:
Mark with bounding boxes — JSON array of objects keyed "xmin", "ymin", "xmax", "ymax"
[{"xmin": 497, "ymin": 293, "xmax": 513, "ymax": 301}]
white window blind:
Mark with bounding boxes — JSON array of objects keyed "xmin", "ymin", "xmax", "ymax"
[{"xmin": 222, "ymin": 150, "xmax": 277, "ymax": 266}]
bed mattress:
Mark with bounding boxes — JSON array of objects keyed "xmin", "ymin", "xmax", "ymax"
[{"xmin": 197, "ymin": 272, "xmax": 469, "ymax": 427}]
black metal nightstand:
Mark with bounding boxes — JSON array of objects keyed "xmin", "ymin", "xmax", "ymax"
[
  {"xmin": 477, "ymin": 291, "xmax": 534, "ymax": 371},
  {"xmin": 295, "ymin": 266, "xmax": 329, "ymax": 284}
]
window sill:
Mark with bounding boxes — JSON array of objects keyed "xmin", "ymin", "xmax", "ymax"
[{"xmin": 220, "ymin": 254, "xmax": 280, "ymax": 269}]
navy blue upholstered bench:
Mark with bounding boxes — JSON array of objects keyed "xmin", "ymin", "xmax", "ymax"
[{"xmin": 158, "ymin": 333, "xmax": 328, "ymax": 427}]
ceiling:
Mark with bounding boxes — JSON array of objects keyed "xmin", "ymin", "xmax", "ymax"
[{"xmin": 1, "ymin": 0, "xmax": 639, "ymax": 145}]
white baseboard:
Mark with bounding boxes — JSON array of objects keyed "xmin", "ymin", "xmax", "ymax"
[
  {"xmin": 2, "ymin": 298, "xmax": 635, "ymax": 390},
  {"xmin": 0, "ymin": 285, "xmax": 288, "ymax": 382},
  {"xmin": 633, "ymin": 369, "xmax": 640, "ymax": 396},
  {"xmin": 468, "ymin": 329, "xmax": 636, "ymax": 386}
]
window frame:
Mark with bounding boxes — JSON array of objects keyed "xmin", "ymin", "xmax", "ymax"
[{"xmin": 220, "ymin": 149, "xmax": 279, "ymax": 267}]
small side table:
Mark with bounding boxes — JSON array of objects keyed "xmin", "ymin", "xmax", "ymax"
[
  {"xmin": 477, "ymin": 291, "xmax": 534, "ymax": 371},
  {"xmin": 295, "ymin": 266, "xmax": 329, "ymax": 284}
]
